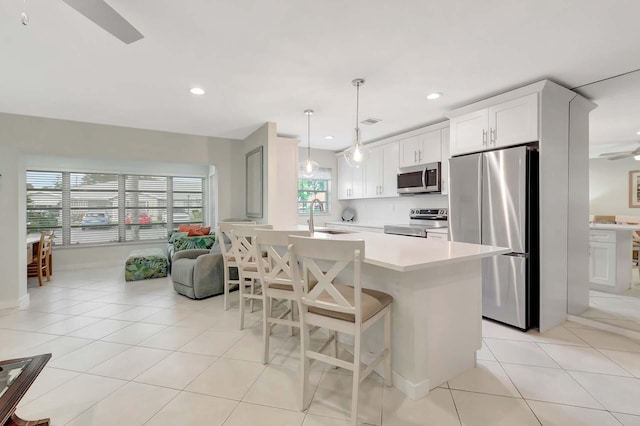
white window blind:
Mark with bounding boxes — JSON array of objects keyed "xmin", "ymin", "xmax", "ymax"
[
  {"xmin": 124, "ymin": 175, "xmax": 168, "ymax": 242},
  {"xmin": 26, "ymin": 171, "xmax": 63, "ymax": 245},
  {"xmin": 70, "ymin": 172, "xmax": 119, "ymax": 245},
  {"xmin": 27, "ymin": 170, "xmax": 207, "ymax": 247}
]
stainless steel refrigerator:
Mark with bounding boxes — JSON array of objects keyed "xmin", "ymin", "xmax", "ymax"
[{"xmin": 448, "ymin": 145, "xmax": 539, "ymax": 330}]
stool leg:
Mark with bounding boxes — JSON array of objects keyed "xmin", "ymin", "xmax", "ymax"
[
  {"xmin": 223, "ymin": 267, "xmax": 230, "ymax": 311},
  {"xmin": 263, "ymin": 294, "xmax": 271, "ymax": 365},
  {"xmin": 384, "ymin": 308, "xmax": 392, "ymax": 387},
  {"xmin": 239, "ymin": 277, "xmax": 245, "ymax": 330},
  {"xmin": 351, "ymin": 333, "xmax": 361, "ymax": 426}
]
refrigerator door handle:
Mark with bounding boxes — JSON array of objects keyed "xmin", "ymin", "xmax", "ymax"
[
  {"xmin": 477, "ymin": 155, "xmax": 482, "ymax": 240},
  {"xmin": 504, "ymin": 252, "xmax": 529, "ymax": 258}
]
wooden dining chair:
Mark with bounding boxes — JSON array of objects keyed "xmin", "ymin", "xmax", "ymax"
[
  {"xmin": 253, "ymin": 229, "xmax": 311, "ymax": 364},
  {"xmin": 288, "ymin": 236, "xmax": 393, "ymax": 425},
  {"xmin": 27, "ymin": 231, "xmax": 53, "ymax": 286},
  {"xmin": 217, "ymin": 221, "xmax": 256, "ymax": 310}
]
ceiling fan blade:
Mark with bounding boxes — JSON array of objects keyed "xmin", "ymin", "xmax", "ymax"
[
  {"xmin": 599, "ymin": 151, "xmax": 632, "ymax": 157},
  {"xmin": 606, "ymin": 153, "xmax": 636, "ymax": 160},
  {"xmin": 62, "ymin": 0, "xmax": 143, "ymax": 44}
]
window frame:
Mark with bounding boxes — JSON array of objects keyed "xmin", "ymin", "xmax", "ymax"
[
  {"xmin": 27, "ymin": 170, "xmax": 207, "ymax": 248},
  {"xmin": 297, "ymin": 168, "xmax": 331, "ymax": 216}
]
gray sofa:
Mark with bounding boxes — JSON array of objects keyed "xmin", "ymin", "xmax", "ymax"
[{"xmin": 171, "ymin": 241, "xmax": 238, "ymax": 300}]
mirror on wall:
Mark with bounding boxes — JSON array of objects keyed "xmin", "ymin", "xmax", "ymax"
[{"xmin": 575, "ymin": 69, "xmax": 640, "ymax": 333}]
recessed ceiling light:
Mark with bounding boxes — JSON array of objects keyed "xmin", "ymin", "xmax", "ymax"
[
  {"xmin": 637, "ymin": 131, "xmax": 640, "ymax": 135},
  {"xmin": 427, "ymin": 92, "xmax": 443, "ymax": 100},
  {"xmin": 324, "ymin": 135, "xmax": 334, "ymax": 140},
  {"xmin": 190, "ymin": 87, "xmax": 205, "ymax": 95}
]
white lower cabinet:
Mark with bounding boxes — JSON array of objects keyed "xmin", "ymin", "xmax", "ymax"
[
  {"xmin": 589, "ymin": 241, "xmax": 616, "ymax": 287},
  {"xmin": 427, "ymin": 232, "xmax": 448, "ymax": 241},
  {"xmin": 588, "ymin": 229, "xmax": 633, "ymax": 294}
]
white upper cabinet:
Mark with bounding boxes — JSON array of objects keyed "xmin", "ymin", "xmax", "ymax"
[
  {"xmin": 399, "ymin": 129, "xmax": 442, "ymax": 168},
  {"xmin": 449, "ymin": 109, "xmax": 489, "ymax": 156},
  {"xmin": 363, "ymin": 141, "xmax": 399, "ymax": 198},
  {"xmin": 489, "ymin": 93, "xmax": 539, "ymax": 149},
  {"xmin": 440, "ymin": 127, "xmax": 450, "ymax": 195},
  {"xmin": 337, "ymin": 155, "xmax": 352, "ymax": 200},
  {"xmin": 364, "ymin": 147, "xmax": 382, "ymax": 198},
  {"xmin": 338, "ymin": 155, "xmax": 364, "ymax": 200},
  {"xmin": 381, "ymin": 142, "xmax": 399, "ymax": 197},
  {"xmin": 449, "ymin": 93, "xmax": 539, "ymax": 156}
]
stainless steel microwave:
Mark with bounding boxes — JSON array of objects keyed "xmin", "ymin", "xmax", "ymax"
[{"xmin": 397, "ymin": 162, "xmax": 441, "ymax": 194}]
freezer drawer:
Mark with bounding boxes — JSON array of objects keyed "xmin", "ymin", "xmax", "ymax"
[{"xmin": 482, "ymin": 254, "xmax": 528, "ymax": 329}]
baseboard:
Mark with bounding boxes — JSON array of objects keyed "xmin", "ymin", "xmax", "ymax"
[
  {"xmin": 392, "ymin": 371, "xmax": 431, "ymax": 400},
  {"xmin": 0, "ymin": 293, "xmax": 29, "ymax": 310},
  {"xmin": 358, "ymin": 350, "xmax": 430, "ymax": 400},
  {"xmin": 567, "ymin": 314, "xmax": 640, "ymax": 342},
  {"xmin": 55, "ymin": 261, "xmax": 123, "ymax": 271}
]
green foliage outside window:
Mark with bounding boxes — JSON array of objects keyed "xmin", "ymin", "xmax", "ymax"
[{"xmin": 298, "ymin": 172, "xmax": 330, "ymax": 214}]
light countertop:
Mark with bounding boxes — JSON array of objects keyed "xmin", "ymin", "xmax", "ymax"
[
  {"xmin": 590, "ymin": 224, "xmax": 640, "ymax": 231},
  {"xmin": 326, "ymin": 221, "xmax": 449, "ymax": 234},
  {"xmin": 286, "ymin": 226, "xmax": 508, "ymax": 272}
]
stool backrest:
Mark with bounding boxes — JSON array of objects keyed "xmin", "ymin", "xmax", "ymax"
[
  {"xmin": 230, "ymin": 224, "xmax": 273, "ymax": 269},
  {"xmin": 288, "ymin": 236, "xmax": 365, "ymax": 323},
  {"xmin": 217, "ymin": 221, "xmax": 255, "ymax": 260},
  {"xmin": 254, "ymin": 230, "xmax": 310, "ymax": 288}
]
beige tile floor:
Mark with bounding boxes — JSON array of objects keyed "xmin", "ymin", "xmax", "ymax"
[
  {"xmin": 1, "ymin": 266, "xmax": 640, "ymax": 425},
  {"xmin": 585, "ymin": 286, "xmax": 640, "ymax": 333}
]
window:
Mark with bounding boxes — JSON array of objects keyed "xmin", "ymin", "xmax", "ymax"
[
  {"xmin": 298, "ymin": 168, "xmax": 331, "ymax": 214},
  {"xmin": 26, "ymin": 170, "xmax": 206, "ymax": 247}
]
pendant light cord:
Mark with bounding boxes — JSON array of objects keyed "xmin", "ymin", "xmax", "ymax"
[
  {"xmin": 307, "ymin": 111, "xmax": 311, "ymax": 160},
  {"xmin": 355, "ymin": 81, "xmax": 360, "ymax": 129}
]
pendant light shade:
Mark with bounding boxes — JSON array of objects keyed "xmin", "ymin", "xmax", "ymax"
[
  {"xmin": 300, "ymin": 109, "xmax": 319, "ymax": 178},
  {"xmin": 344, "ymin": 78, "xmax": 370, "ymax": 168}
]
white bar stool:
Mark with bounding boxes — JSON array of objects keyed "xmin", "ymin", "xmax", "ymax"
[
  {"xmin": 288, "ymin": 236, "xmax": 393, "ymax": 426},
  {"xmin": 217, "ymin": 221, "xmax": 255, "ymax": 311},
  {"xmin": 230, "ymin": 223, "xmax": 273, "ymax": 329},
  {"xmin": 254, "ymin": 229, "xmax": 311, "ymax": 364}
]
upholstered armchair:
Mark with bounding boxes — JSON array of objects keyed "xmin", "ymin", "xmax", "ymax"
[{"xmin": 171, "ymin": 241, "xmax": 237, "ymax": 299}]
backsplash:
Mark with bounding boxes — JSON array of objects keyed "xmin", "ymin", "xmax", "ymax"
[{"xmin": 342, "ymin": 194, "xmax": 448, "ymax": 224}]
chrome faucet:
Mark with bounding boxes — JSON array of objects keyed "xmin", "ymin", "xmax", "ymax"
[{"xmin": 308, "ymin": 199, "xmax": 324, "ymax": 234}]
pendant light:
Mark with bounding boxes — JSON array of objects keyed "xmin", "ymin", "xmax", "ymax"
[
  {"xmin": 344, "ymin": 78, "xmax": 370, "ymax": 168},
  {"xmin": 299, "ymin": 109, "xmax": 319, "ymax": 178}
]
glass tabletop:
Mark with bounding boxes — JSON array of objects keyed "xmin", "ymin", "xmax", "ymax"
[{"xmin": 0, "ymin": 359, "xmax": 32, "ymax": 399}]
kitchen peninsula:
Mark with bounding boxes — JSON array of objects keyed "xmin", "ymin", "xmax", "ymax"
[{"xmin": 291, "ymin": 228, "xmax": 509, "ymax": 400}]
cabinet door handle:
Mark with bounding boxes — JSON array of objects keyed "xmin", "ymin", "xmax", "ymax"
[
  {"xmin": 380, "ymin": 185, "xmax": 383, "ymax": 195},
  {"xmin": 490, "ymin": 128, "xmax": 496, "ymax": 145},
  {"xmin": 482, "ymin": 129, "xmax": 487, "ymax": 146},
  {"xmin": 418, "ymin": 150, "xmax": 422, "ymax": 162}
]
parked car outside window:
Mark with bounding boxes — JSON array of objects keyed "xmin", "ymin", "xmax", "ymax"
[{"xmin": 81, "ymin": 212, "xmax": 109, "ymax": 229}]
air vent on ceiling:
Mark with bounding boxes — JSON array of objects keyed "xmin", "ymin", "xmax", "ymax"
[{"xmin": 361, "ymin": 117, "xmax": 382, "ymax": 125}]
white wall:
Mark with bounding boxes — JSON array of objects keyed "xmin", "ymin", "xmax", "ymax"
[
  {"xmin": 268, "ymin": 137, "xmax": 300, "ymax": 228},
  {"xmin": 0, "ymin": 112, "xmax": 244, "ymax": 309},
  {"xmin": 344, "ymin": 194, "xmax": 448, "ymax": 224},
  {"xmin": 241, "ymin": 123, "xmax": 273, "ymax": 224},
  {"xmin": 590, "ymin": 157, "xmax": 640, "ymax": 216},
  {"xmin": 296, "ymin": 148, "xmax": 344, "ymax": 226}
]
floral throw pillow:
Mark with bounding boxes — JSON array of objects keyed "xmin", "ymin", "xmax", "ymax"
[{"xmin": 174, "ymin": 235, "xmax": 216, "ymax": 252}]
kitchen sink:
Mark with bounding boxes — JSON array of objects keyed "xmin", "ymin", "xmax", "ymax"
[{"xmin": 314, "ymin": 228, "xmax": 355, "ymax": 235}]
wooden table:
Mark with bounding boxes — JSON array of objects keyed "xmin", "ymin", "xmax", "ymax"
[{"xmin": 0, "ymin": 354, "xmax": 51, "ymax": 426}]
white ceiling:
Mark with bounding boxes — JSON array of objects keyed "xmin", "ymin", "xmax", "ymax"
[{"xmin": 1, "ymin": 0, "xmax": 639, "ymax": 151}]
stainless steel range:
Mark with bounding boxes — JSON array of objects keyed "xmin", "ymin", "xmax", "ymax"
[{"xmin": 384, "ymin": 208, "xmax": 448, "ymax": 238}]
